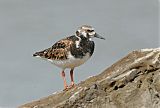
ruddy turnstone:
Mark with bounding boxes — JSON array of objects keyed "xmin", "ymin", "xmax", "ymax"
[{"xmin": 33, "ymin": 25, "xmax": 105, "ymax": 90}]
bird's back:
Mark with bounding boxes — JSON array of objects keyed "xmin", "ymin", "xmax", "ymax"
[{"xmin": 33, "ymin": 35, "xmax": 95, "ymax": 69}]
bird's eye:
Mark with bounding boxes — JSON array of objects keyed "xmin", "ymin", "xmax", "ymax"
[{"xmin": 87, "ymin": 30, "xmax": 94, "ymax": 32}]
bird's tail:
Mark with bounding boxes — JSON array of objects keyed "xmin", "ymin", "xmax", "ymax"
[{"xmin": 33, "ymin": 51, "xmax": 45, "ymax": 57}]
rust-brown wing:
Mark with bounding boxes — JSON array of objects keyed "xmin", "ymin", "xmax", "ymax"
[{"xmin": 33, "ymin": 39, "xmax": 73, "ymax": 60}]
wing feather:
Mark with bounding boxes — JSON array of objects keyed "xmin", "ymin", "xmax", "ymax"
[{"xmin": 33, "ymin": 38, "xmax": 73, "ymax": 60}]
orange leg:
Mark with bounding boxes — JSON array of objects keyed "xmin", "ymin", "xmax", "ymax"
[
  {"xmin": 61, "ymin": 71, "xmax": 68, "ymax": 90},
  {"xmin": 69, "ymin": 69, "xmax": 75, "ymax": 88}
]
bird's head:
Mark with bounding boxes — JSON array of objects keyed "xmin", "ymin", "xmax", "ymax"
[{"xmin": 76, "ymin": 25, "xmax": 105, "ymax": 40}]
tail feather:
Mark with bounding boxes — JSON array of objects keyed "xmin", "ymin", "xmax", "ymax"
[
  {"xmin": 33, "ymin": 52, "xmax": 39, "ymax": 57},
  {"xmin": 33, "ymin": 48, "xmax": 51, "ymax": 58},
  {"xmin": 33, "ymin": 51, "xmax": 45, "ymax": 57}
]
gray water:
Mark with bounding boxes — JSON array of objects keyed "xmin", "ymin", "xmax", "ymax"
[{"xmin": 0, "ymin": 0, "xmax": 158, "ymax": 107}]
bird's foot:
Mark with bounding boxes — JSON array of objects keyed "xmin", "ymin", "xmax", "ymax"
[
  {"xmin": 63, "ymin": 82, "xmax": 76, "ymax": 91},
  {"xmin": 63, "ymin": 84, "xmax": 76, "ymax": 91},
  {"xmin": 63, "ymin": 85, "xmax": 69, "ymax": 91},
  {"xmin": 68, "ymin": 83, "xmax": 75, "ymax": 89}
]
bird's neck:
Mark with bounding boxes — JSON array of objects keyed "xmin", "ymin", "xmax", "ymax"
[{"xmin": 71, "ymin": 35, "xmax": 95, "ymax": 58}]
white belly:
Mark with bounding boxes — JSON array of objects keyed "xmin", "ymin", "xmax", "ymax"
[{"xmin": 48, "ymin": 53, "xmax": 91, "ymax": 69}]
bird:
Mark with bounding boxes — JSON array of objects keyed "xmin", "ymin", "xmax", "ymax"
[{"xmin": 33, "ymin": 25, "xmax": 105, "ymax": 90}]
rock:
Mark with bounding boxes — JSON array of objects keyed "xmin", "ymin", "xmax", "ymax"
[{"xmin": 19, "ymin": 48, "xmax": 160, "ymax": 108}]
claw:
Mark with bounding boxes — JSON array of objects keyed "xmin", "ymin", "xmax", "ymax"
[
  {"xmin": 68, "ymin": 83, "xmax": 76, "ymax": 89},
  {"xmin": 63, "ymin": 85, "xmax": 69, "ymax": 91}
]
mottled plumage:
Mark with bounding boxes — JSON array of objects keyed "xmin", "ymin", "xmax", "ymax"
[
  {"xmin": 33, "ymin": 25, "xmax": 105, "ymax": 90},
  {"xmin": 33, "ymin": 38, "xmax": 73, "ymax": 60}
]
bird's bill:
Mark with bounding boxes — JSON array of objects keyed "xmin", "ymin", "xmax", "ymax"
[{"xmin": 94, "ymin": 33, "xmax": 105, "ymax": 40}]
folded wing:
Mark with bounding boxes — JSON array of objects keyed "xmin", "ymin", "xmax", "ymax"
[{"xmin": 33, "ymin": 38, "xmax": 73, "ymax": 61}]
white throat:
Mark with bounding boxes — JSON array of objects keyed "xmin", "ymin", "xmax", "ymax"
[
  {"xmin": 89, "ymin": 38, "xmax": 92, "ymax": 41},
  {"xmin": 81, "ymin": 31, "xmax": 87, "ymax": 37},
  {"xmin": 75, "ymin": 35, "xmax": 81, "ymax": 48}
]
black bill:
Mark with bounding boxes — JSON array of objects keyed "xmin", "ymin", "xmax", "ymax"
[{"xmin": 94, "ymin": 33, "xmax": 105, "ymax": 40}]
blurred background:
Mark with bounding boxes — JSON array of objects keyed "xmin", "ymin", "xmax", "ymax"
[{"xmin": 0, "ymin": 0, "xmax": 159, "ymax": 107}]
